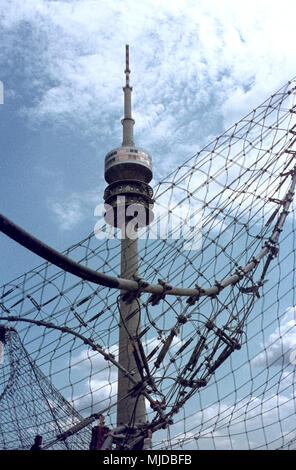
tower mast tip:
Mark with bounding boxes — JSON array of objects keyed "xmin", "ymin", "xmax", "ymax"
[{"xmin": 125, "ymin": 44, "xmax": 130, "ymax": 87}]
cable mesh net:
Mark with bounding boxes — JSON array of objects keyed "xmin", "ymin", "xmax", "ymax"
[{"xmin": 1, "ymin": 77, "xmax": 296, "ymax": 450}]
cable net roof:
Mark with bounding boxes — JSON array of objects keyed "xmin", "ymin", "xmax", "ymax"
[{"xmin": 1, "ymin": 78, "xmax": 296, "ymax": 450}]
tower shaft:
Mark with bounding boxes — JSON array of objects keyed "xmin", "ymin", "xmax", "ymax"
[{"xmin": 117, "ymin": 235, "xmax": 146, "ymax": 427}]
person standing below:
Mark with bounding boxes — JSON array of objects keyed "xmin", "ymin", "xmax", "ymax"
[
  {"xmin": 30, "ymin": 435, "xmax": 42, "ymax": 450},
  {"xmin": 143, "ymin": 429, "xmax": 153, "ymax": 450},
  {"xmin": 89, "ymin": 415, "xmax": 110, "ymax": 450}
]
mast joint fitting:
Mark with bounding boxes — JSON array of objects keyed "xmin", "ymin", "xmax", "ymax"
[
  {"xmin": 186, "ymin": 285, "xmax": 205, "ymax": 305},
  {"xmin": 122, "ymin": 276, "xmax": 149, "ymax": 304},
  {"xmin": 148, "ymin": 279, "xmax": 172, "ymax": 306}
]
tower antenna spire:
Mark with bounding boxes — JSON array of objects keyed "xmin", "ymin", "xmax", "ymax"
[
  {"xmin": 125, "ymin": 44, "xmax": 130, "ymax": 88},
  {"xmin": 122, "ymin": 44, "xmax": 134, "ymax": 146}
]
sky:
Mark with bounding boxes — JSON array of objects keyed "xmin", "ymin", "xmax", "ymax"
[
  {"xmin": 1, "ymin": 0, "xmax": 296, "ymax": 283},
  {"xmin": 1, "ymin": 0, "xmax": 296, "ymax": 450}
]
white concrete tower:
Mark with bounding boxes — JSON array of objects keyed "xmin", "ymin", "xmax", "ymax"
[{"xmin": 103, "ymin": 46, "xmax": 154, "ymax": 436}]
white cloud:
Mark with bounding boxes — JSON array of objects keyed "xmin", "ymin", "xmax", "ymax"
[
  {"xmin": 1, "ymin": 0, "xmax": 296, "ymax": 178},
  {"xmin": 253, "ymin": 307, "xmax": 296, "ymax": 368},
  {"xmin": 48, "ymin": 189, "xmax": 100, "ymax": 230},
  {"xmin": 154, "ymin": 388, "xmax": 296, "ymax": 450},
  {"xmin": 70, "ymin": 345, "xmax": 118, "ymax": 379},
  {"xmin": 69, "ymin": 346, "xmax": 118, "ymax": 416},
  {"xmin": 72, "ymin": 378, "xmax": 118, "ymax": 417}
]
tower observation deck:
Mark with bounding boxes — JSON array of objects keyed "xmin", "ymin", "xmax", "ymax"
[{"xmin": 104, "ymin": 45, "xmax": 153, "ymax": 228}]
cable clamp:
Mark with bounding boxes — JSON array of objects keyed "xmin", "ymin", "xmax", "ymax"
[
  {"xmin": 264, "ymin": 239, "xmax": 279, "ymax": 257},
  {"xmin": 250, "ymin": 256, "xmax": 260, "ymax": 267},
  {"xmin": 268, "ymin": 197, "xmax": 285, "ymax": 204},
  {"xmin": 186, "ymin": 285, "xmax": 205, "ymax": 305},
  {"xmin": 150, "ymin": 397, "xmax": 166, "ymax": 411},
  {"xmin": 212, "ymin": 280, "xmax": 224, "ymax": 296},
  {"xmin": 148, "ymin": 279, "xmax": 172, "ymax": 306},
  {"xmin": 122, "ymin": 275, "xmax": 149, "ymax": 304},
  {"xmin": 281, "ymin": 166, "xmax": 296, "ymax": 177},
  {"xmin": 239, "ymin": 280, "xmax": 267, "ymax": 298},
  {"xmin": 233, "ymin": 266, "xmax": 246, "ymax": 282}
]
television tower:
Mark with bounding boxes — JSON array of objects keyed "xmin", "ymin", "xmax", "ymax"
[{"xmin": 104, "ymin": 46, "xmax": 154, "ymax": 433}]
